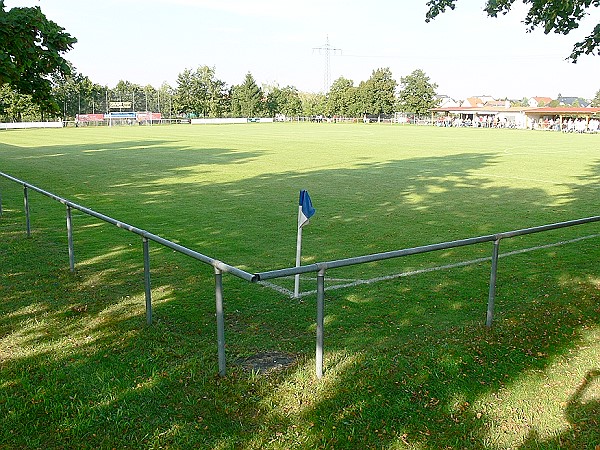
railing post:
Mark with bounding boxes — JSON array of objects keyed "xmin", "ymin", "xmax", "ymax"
[
  {"xmin": 316, "ymin": 267, "xmax": 326, "ymax": 379},
  {"xmin": 66, "ymin": 205, "xmax": 75, "ymax": 272},
  {"xmin": 143, "ymin": 237, "xmax": 152, "ymax": 325},
  {"xmin": 215, "ymin": 267, "xmax": 226, "ymax": 376},
  {"xmin": 486, "ymin": 239, "xmax": 501, "ymax": 328},
  {"xmin": 23, "ymin": 185, "xmax": 31, "ymax": 237}
]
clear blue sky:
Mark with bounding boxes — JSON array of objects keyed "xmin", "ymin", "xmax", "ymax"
[{"xmin": 6, "ymin": 0, "xmax": 600, "ymax": 100}]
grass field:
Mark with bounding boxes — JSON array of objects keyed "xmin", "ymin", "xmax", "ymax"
[{"xmin": 1, "ymin": 123, "xmax": 599, "ymax": 449}]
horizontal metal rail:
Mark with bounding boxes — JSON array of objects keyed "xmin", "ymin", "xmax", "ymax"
[
  {"xmin": 254, "ymin": 215, "xmax": 600, "ymax": 280},
  {"xmin": 0, "ymin": 171, "xmax": 253, "ymax": 281}
]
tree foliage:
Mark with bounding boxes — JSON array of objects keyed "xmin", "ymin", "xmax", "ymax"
[
  {"xmin": 397, "ymin": 69, "xmax": 439, "ymax": 115},
  {"xmin": 266, "ymin": 85, "xmax": 302, "ymax": 117},
  {"xmin": 299, "ymin": 92, "xmax": 326, "ymax": 117},
  {"xmin": 325, "ymin": 77, "xmax": 358, "ymax": 117},
  {"xmin": 359, "ymin": 68, "xmax": 398, "ymax": 115},
  {"xmin": 173, "ymin": 66, "xmax": 227, "ymax": 118},
  {"xmin": 52, "ymin": 69, "xmax": 96, "ymax": 119},
  {"xmin": 230, "ymin": 73, "xmax": 265, "ymax": 117},
  {"xmin": 510, "ymin": 97, "xmax": 530, "ymax": 107},
  {"xmin": 0, "ymin": 0, "xmax": 76, "ymax": 115},
  {"xmin": 425, "ymin": 0, "xmax": 600, "ymax": 61},
  {"xmin": 46, "ymin": 66, "xmax": 442, "ymax": 120},
  {"xmin": 51, "ymin": 70, "xmax": 176, "ymax": 121},
  {"xmin": 592, "ymin": 89, "xmax": 600, "ymax": 106},
  {"xmin": 0, "ymin": 84, "xmax": 41, "ymax": 122}
]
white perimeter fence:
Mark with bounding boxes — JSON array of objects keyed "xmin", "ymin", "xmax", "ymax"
[
  {"xmin": 0, "ymin": 121, "xmax": 64, "ymax": 130},
  {"xmin": 1, "ymin": 171, "xmax": 599, "ymax": 378}
]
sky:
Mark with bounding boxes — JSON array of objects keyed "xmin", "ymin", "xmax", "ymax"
[{"xmin": 5, "ymin": 0, "xmax": 600, "ymax": 100}]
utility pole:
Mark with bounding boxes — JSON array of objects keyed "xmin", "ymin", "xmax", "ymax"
[{"xmin": 313, "ymin": 35, "xmax": 342, "ymax": 93}]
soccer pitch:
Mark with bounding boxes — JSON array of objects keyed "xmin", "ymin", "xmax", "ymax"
[
  {"xmin": 2, "ymin": 122, "xmax": 599, "ymax": 314},
  {"xmin": 1, "ymin": 123, "xmax": 598, "ymax": 280},
  {"xmin": 1, "ymin": 123, "xmax": 599, "ymax": 449}
]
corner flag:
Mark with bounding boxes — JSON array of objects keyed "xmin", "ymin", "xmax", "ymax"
[
  {"xmin": 298, "ymin": 189, "xmax": 315, "ymax": 229},
  {"xmin": 295, "ymin": 189, "xmax": 315, "ymax": 297}
]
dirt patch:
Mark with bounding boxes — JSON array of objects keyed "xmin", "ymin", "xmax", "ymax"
[{"xmin": 235, "ymin": 351, "xmax": 297, "ymax": 374}]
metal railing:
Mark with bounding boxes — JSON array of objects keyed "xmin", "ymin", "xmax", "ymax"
[
  {"xmin": 0, "ymin": 171, "xmax": 254, "ymax": 377},
  {"xmin": 255, "ymin": 217, "xmax": 600, "ymax": 377},
  {"xmin": 1, "ymin": 171, "xmax": 599, "ymax": 378}
]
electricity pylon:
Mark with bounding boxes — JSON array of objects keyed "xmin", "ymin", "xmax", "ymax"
[{"xmin": 313, "ymin": 35, "xmax": 342, "ymax": 93}]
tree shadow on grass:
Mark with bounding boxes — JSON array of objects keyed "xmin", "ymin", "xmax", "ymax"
[
  {"xmin": 1, "ymin": 134, "xmax": 599, "ymax": 448},
  {"xmin": 1, "ymin": 138, "xmax": 260, "ymax": 205},
  {"xmin": 518, "ymin": 370, "xmax": 600, "ymax": 449}
]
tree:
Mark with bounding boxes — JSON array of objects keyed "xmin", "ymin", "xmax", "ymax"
[
  {"xmin": 300, "ymin": 92, "xmax": 326, "ymax": 117},
  {"xmin": 325, "ymin": 77, "xmax": 358, "ymax": 117},
  {"xmin": 82, "ymin": 81, "xmax": 107, "ymax": 115},
  {"xmin": 397, "ymin": 69, "xmax": 439, "ymax": 115},
  {"xmin": 230, "ymin": 73, "xmax": 265, "ymax": 117},
  {"xmin": 592, "ymin": 89, "xmax": 600, "ymax": 107},
  {"xmin": 157, "ymin": 82, "xmax": 175, "ymax": 119},
  {"xmin": 173, "ymin": 69, "xmax": 196, "ymax": 116},
  {"xmin": 173, "ymin": 66, "xmax": 228, "ymax": 117},
  {"xmin": 51, "ymin": 66, "xmax": 99, "ymax": 119},
  {"xmin": 0, "ymin": 84, "xmax": 41, "ymax": 122},
  {"xmin": 193, "ymin": 66, "xmax": 228, "ymax": 118},
  {"xmin": 266, "ymin": 85, "xmax": 302, "ymax": 117},
  {"xmin": 206, "ymin": 77, "xmax": 228, "ymax": 118},
  {"xmin": 112, "ymin": 80, "xmax": 139, "ymax": 110},
  {"xmin": 358, "ymin": 68, "xmax": 398, "ymax": 116},
  {"xmin": 0, "ymin": 1, "xmax": 76, "ymax": 116},
  {"xmin": 511, "ymin": 97, "xmax": 530, "ymax": 107},
  {"xmin": 424, "ymin": 0, "xmax": 600, "ymax": 61}
]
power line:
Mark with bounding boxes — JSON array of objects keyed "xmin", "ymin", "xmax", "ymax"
[{"xmin": 313, "ymin": 35, "xmax": 342, "ymax": 93}]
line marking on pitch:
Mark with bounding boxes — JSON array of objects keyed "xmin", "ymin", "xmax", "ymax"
[{"xmin": 258, "ymin": 234, "xmax": 599, "ymax": 298}]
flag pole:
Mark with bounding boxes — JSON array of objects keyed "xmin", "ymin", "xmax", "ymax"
[
  {"xmin": 294, "ymin": 204, "xmax": 303, "ymax": 298},
  {"xmin": 295, "ymin": 189, "xmax": 315, "ymax": 298}
]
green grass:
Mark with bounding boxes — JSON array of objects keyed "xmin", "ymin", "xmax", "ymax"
[{"xmin": 1, "ymin": 123, "xmax": 599, "ymax": 449}]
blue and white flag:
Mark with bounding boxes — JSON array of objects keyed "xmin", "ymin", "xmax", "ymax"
[{"xmin": 298, "ymin": 189, "xmax": 315, "ymax": 229}]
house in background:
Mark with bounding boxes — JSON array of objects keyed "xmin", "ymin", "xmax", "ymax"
[
  {"xmin": 558, "ymin": 96, "xmax": 591, "ymax": 107},
  {"xmin": 528, "ymin": 96, "xmax": 553, "ymax": 107},
  {"xmin": 477, "ymin": 95, "xmax": 496, "ymax": 104},
  {"xmin": 485, "ymin": 99, "xmax": 511, "ymax": 108},
  {"xmin": 435, "ymin": 95, "xmax": 460, "ymax": 108},
  {"xmin": 461, "ymin": 97, "xmax": 484, "ymax": 107},
  {"xmin": 431, "ymin": 92, "xmax": 599, "ymax": 129}
]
